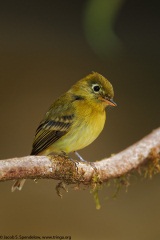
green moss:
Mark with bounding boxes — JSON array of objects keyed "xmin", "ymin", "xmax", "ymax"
[
  {"xmin": 111, "ymin": 175, "xmax": 130, "ymax": 199},
  {"xmin": 92, "ymin": 187, "xmax": 101, "ymax": 210},
  {"xmin": 142, "ymin": 148, "xmax": 160, "ymax": 178}
]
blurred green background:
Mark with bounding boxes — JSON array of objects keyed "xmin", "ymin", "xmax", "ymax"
[{"xmin": 0, "ymin": 0, "xmax": 160, "ymax": 239}]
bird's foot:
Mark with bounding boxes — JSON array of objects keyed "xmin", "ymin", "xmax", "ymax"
[{"xmin": 74, "ymin": 151, "xmax": 97, "ymax": 171}]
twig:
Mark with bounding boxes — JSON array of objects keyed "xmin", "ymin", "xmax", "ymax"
[{"xmin": 0, "ymin": 128, "xmax": 160, "ymax": 185}]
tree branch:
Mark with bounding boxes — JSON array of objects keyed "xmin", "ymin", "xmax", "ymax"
[{"xmin": 0, "ymin": 128, "xmax": 160, "ymax": 185}]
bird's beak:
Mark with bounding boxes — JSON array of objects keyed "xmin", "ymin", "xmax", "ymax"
[
  {"xmin": 106, "ymin": 97, "xmax": 117, "ymax": 107},
  {"xmin": 99, "ymin": 96, "xmax": 117, "ymax": 107}
]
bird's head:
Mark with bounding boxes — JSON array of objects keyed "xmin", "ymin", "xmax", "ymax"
[{"xmin": 70, "ymin": 72, "xmax": 117, "ymax": 108}]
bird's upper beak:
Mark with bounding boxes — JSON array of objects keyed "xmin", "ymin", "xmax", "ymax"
[{"xmin": 99, "ymin": 96, "xmax": 117, "ymax": 107}]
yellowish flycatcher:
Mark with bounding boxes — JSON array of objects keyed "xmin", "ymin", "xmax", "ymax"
[{"xmin": 12, "ymin": 72, "xmax": 116, "ymax": 191}]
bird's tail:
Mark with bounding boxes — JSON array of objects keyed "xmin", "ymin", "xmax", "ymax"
[{"xmin": 11, "ymin": 179, "xmax": 26, "ymax": 192}]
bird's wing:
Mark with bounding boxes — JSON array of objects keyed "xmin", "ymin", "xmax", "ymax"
[{"xmin": 31, "ymin": 113, "xmax": 74, "ymax": 155}]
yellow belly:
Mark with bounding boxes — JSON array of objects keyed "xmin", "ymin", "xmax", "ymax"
[
  {"xmin": 39, "ymin": 100, "xmax": 106, "ymax": 155},
  {"xmin": 46, "ymin": 109, "xmax": 106, "ymax": 154}
]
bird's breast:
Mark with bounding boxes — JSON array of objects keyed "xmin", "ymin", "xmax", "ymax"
[{"xmin": 63, "ymin": 101, "xmax": 106, "ymax": 152}]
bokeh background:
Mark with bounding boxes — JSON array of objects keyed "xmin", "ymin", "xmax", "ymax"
[{"xmin": 0, "ymin": 0, "xmax": 160, "ymax": 239}]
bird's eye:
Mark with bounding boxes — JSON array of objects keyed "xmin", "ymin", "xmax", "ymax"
[{"xmin": 92, "ymin": 84, "xmax": 100, "ymax": 92}]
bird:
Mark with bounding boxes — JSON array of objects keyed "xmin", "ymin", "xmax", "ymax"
[{"xmin": 12, "ymin": 72, "xmax": 116, "ymax": 191}]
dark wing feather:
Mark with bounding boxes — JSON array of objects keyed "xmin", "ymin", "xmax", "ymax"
[{"xmin": 31, "ymin": 116, "xmax": 74, "ymax": 155}]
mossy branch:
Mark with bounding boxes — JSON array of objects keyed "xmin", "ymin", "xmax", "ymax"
[{"xmin": 0, "ymin": 128, "xmax": 160, "ymax": 185}]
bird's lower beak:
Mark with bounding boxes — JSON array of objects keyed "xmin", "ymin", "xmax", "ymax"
[
  {"xmin": 99, "ymin": 96, "xmax": 117, "ymax": 107},
  {"xmin": 106, "ymin": 98, "xmax": 117, "ymax": 107}
]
